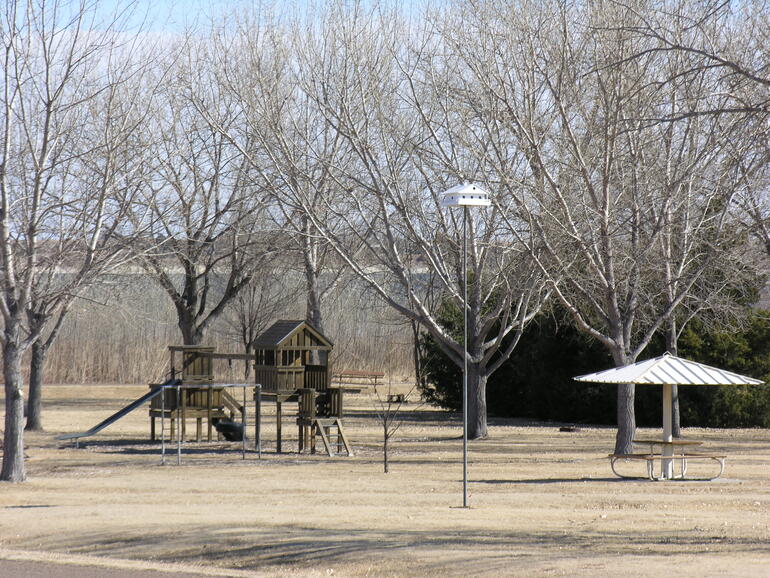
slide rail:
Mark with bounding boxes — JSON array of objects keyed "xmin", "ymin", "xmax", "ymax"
[{"xmin": 55, "ymin": 387, "xmax": 165, "ymax": 442}]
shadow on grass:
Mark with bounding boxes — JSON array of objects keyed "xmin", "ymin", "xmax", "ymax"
[
  {"xmin": 474, "ymin": 477, "xmax": 623, "ymax": 484},
  {"xmin": 346, "ymin": 408, "xmax": 454, "ymax": 424},
  {"xmin": 42, "ymin": 522, "xmax": 770, "ymax": 575}
]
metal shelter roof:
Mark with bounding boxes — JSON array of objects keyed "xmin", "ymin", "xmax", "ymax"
[{"xmin": 574, "ymin": 352, "xmax": 763, "ymax": 386}]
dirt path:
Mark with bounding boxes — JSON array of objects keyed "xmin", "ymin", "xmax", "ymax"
[{"xmin": 0, "ymin": 548, "xmax": 254, "ymax": 577}]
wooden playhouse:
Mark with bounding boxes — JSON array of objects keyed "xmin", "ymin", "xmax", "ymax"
[
  {"xmin": 252, "ymin": 320, "xmax": 350, "ymax": 454},
  {"xmin": 253, "ymin": 320, "xmax": 333, "ymax": 393}
]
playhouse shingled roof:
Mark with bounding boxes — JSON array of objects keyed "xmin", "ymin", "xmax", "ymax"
[{"xmin": 253, "ymin": 320, "xmax": 333, "ymax": 349}]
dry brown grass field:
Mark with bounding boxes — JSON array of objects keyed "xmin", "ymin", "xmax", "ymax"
[
  {"xmin": 2, "ymin": 383, "xmax": 770, "ymax": 577},
  {"xmin": 41, "ymin": 278, "xmax": 415, "ymax": 385}
]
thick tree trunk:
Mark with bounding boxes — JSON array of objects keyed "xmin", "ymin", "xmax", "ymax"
[
  {"xmin": 411, "ymin": 319, "xmax": 422, "ymax": 388},
  {"xmin": 303, "ymin": 218, "xmax": 324, "ymax": 333},
  {"xmin": 178, "ymin": 313, "xmax": 203, "ymax": 346},
  {"xmin": 305, "ymin": 266, "xmax": 323, "ymax": 332},
  {"xmin": 612, "ymin": 349, "xmax": 635, "ymax": 455},
  {"xmin": 2, "ymin": 334, "xmax": 27, "ymax": 482},
  {"xmin": 305, "ymin": 297, "xmax": 322, "ymax": 367},
  {"xmin": 467, "ymin": 363, "xmax": 488, "ymax": 439},
  {"xmin": 615, "ymin": 382, "xmax": 636, "ymax": 454},
  {"xmin": 25, "ymin": 340, "xmax": 45, "ymax": 431},
  {"xmin": 665, "ymin": 322, "xmax": 681, "ymax": 437},
  {"xmin": 304, "ymin": 255, "xmax": 324, "ymax": 366},
  {"xmin": 671, "ymin": 384, "xmax": 681, "ymax": 438}
]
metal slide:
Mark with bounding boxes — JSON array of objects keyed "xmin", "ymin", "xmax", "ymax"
[{"xmin": 55, "ymin": 387, "xmax": 164, "ymax": 443}]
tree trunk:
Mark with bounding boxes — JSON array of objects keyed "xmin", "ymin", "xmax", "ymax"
[
  {"xmin": 303, "ymin": 218, "xmax": 324, "ymax": 333},
  {"xmin": 615, "ymin": 382, "xmax": 636, "ymax": 455},
  {"xmin": 244, "ymin": 343, "xmax": 253, "ymax": 380},
  {"xmin": 25, "ymin": 340, "xmax": 45, "ymax": 431},
  {"xmin": 467, "ymin": 363, "xmax": 488, "ymax": 439},
  {"xmin": 383, "ymin": 427, "xmax": 389, "ymax": 474},
  {"xmin": 612, "ymin": 349, "xmax": 635, "ymax": 455},
  {"xmin": 304, "ymin": 242, "xmax": 325, "ymax": 366},
  {"xmin": 411, "ymin": 319, "xmax": 422, "ymax": 389},
  {"xmin": 305, "ymin": 264, "xmax": 323, "ymax": 332},
  {"xmin": 2, "ymin": 334, "xmax": 27, "ymax": 482},
  {"xmin": 665, "ymin": 321, "xmax": 681, "ymax": 437},
  {"xmin": 178, "ymin": 313, "xmax": 203, "ymax": 346}
]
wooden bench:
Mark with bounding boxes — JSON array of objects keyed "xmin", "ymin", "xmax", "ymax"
[
  {"xmin": 331, "ymin": 370, "xmax": 384, "ymax": 393},
  {"xmin": 609, "ymin": 452, "xmax": 726, "ymax": 480}
]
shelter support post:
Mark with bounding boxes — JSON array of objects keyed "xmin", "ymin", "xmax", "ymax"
[
  {"xmin": 662, "ymin": 383, "xmax": 674, "ymax": 479},
  {"xmin": 207, "ymin": 387, "xmax": 213, "ymax": 441}
]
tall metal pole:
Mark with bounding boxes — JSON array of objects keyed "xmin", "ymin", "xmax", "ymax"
[
  {"xmin": 439, "ymin": 183, "xmax": 490, "ymax": 507},
  {"xmin": 255, "ymin": 384, "xmax": 262, "ymax": 459},
  {"xmin": 462, "ymin": 206, "xmax": 469, "ymax": 508}
]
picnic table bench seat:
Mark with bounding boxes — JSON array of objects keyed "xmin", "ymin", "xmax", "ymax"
[
  {"xmin": 331, "ymin": 370, "xmax": 384, "ymax": 392},
  {"xmin": 609, "ymin": 451, "xmax": 726, "ymax": 480}
]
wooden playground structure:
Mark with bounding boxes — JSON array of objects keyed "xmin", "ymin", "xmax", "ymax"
[
  {"xmin": 57, "ymin": 319, "xmax": 376, "ymax": 458},
  {"xmin": 153, "ymin": 320, "xmax": 354, "ymax": 456},
  {"xmin": 149, "ymin": 346, "xmax": 247, "ymax": 442}
]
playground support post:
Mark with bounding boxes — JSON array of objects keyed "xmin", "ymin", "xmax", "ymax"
[
  {"xmin": 157, "ymin": 384, "xmax": 253, "ymax": 466},
  {"xmin": 161, "ymin": 385, "xmax": 166, "ymax": 465},
  {"xmin": 255, "ymin": 384, "xmax": 262, "ymax": 459},
  {"xmin": 176, "ymin": 385, "xmax": 181, "ymax": 466}
]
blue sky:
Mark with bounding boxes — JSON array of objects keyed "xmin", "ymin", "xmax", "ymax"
[
  {"xmin": 95, "ymin": 0, "xmax": 249, "ymax": 32},
  {"xmin": 94, "ymin": 1, "xmax": 421, "ymax": 33}
]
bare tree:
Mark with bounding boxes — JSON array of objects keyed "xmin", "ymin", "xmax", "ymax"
[
  {"xmin": 196, "ymin": 10, "xmax": 355, "ymax": 335},
  {"xmin": 653, "ymin": 111, "xmax": 765, "ymax": 435},
  {"xmin": 219, "ymin": 265, "xmax": 303, "ymax": 378},
  {"xmin": 603, "ymin": 0, "xmax": 769, "ymax": 432},
  {"xmin": 24, "ymin": 38, "xmax": 161, "ymax": 431},
  {"xmin": 126, "ymin": 35, "xmax": 276, "ymax": 346},
  {"xmin": 276, "ymin": 3, "xmax": 549, "ymax": 439},
  {"xmin": 608, "ymin": 0, "xmax": 769, "ymax": 120},
  {"xmin": 441, "ymin": 0, "xmax": 756, "ymax": 453},
  {"xmin": 0, "ymin": 0, "xmax": 150, "ymax": 480},
  {"xmin": 372, "ymin": 379, "xmax": 421, "ymax": 474}
]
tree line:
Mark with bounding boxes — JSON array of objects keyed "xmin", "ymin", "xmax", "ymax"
[
  {"xmin": 419, "ymin": 305, "xmax": 770, "ymax": 428},
  {"xmin": 1, "ymin": 0, "xmax": 767, "ymax": 481}
]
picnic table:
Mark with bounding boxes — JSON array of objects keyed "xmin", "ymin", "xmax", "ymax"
[
  {"xmin": 576, "ymin": 353, "xmax": 760, "ymax": 482},
  {"xmin": 331, "ymin": 370, "xmax": 384, "ymax": 392},
  {"xmin": 609, "ymin": 439, "xmax": 726, "ymax": 480}
]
